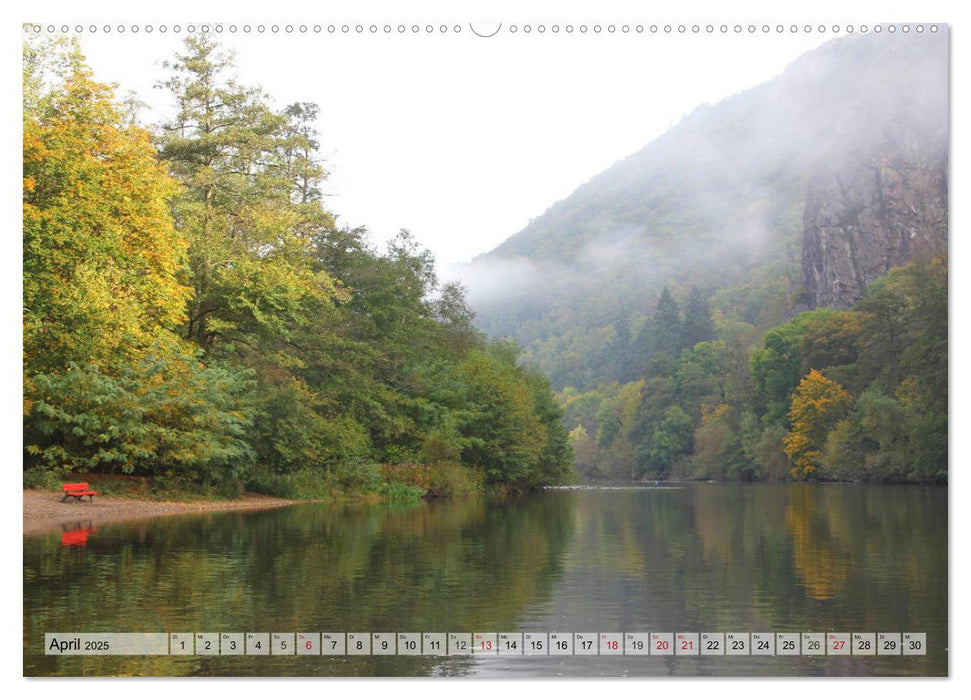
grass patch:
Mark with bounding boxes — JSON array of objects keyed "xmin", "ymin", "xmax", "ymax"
[{"xmin": 378, "ymin": 481, "xmax": 425, "ymax": 504}]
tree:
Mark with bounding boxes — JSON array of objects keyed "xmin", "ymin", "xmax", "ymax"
[
  {"xmin": 24, "ymin": 53, "xmax": 190, "ymax": 381},
  {"xmin": 783, "ymin": 370, "xmax": 852, "ymax": 480},
  {"xmin": 750, "ymin": 309, "xmax": 837, "ymax": 427},
  {"xmin": 595, "ymin": 404, "xmax": 622, "ymax": 448},
  {"xmin": 692, "ymin": 403, "xmax": 747, "ymax": 479},
  {"xmin": 633, "ymin": 286, "xmax": 682, "ymax": 370},
  {"xmin": 156, "ymin": 35, "xmax": 340, "ymax": 356},
  {"xmin": 646, "ymin": 405, "xmax": 693, "ymax": 475},
  {"xmin": 458, "ymin": 345, "xmax": 546, "ymax": 486},
  {"xmin": 799, "ymin": 311, "xmax": 862, "ymax": 378},
  {"xmin": 25, "ymin": 341, "xmax": 255, "ymax": 485},
  {"xmin": 568, "ymin": 425, "xmax": 598, "ymax": 479},
  {"xmin": 648, "ymin": 286, "xmax": 683, "ymax": 359},
  {"xmin": 682, "ymin": 286, "xmax": 714, "ymax": 349},
  {"xmin": 23, "ymin": 44, "xmax": 257, "ymax": 486}
]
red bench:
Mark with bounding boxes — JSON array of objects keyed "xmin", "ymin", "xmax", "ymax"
[{"xmin": 62, "ymin": 482, "xmax": 99, "ymax": 503}]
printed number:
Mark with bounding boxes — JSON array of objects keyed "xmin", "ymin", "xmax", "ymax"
[
  {"xmin": 230, "ymin": 641, "xmax": 237, "ymax": 651},
  {"xmin": 631, "ymin": 640, "xmax": 644, "ymax": 650},
  {"xmin": 860, "ymin": 640, "xmax": 872, "ymax": 650},
  {"xmin": 757, "ymin": 641, "xmax": 769, "ymax": 650},
  {"xmin": 909, "ymin": 640, "xmax": 922, "ymax": 650},
  {"xmin": 356, "ymin": 641, "xmax": 363, "ymax": 650},
  {"xmin": 505, "ymin": 640, "xmax": 517, "ymax": 650},
  {"xmin": 281, "ymin": 641, "xmax": 287, "ymax": 650},
  {"xmin": 681, "ymin": 640, "xmax": 693, "ymax": 650},
  {"xmin": 381, "ymin": 641, "xmax": 388, "ymax": 650},
  {"xmin": 731, "ymin": 640, "xmax": 744, "ymax": 650},
  {"xmin": 832, "ymin": 640, "xmax": 845, "ymax": 651},
  {"xmin": 706, "ymin": 640, "xmax": 719, "ymax": 650},
  {"xmin": 782, "ymin": 640, "xmax": 795, "ymax": 650},
  {"xmin": 179, "ymin": 641, "xmax": 185, "ymax": 650},
  {"xmin": 255, "ymin": 641, "xmax": 262, "ymax": 650},
  {"xmin": 405, "ymin": 641, "xmax": 417, "ymax": 651},
  {"xmin": 481, "ymin": 641, "xmax": 493, "ymax": 650},
  {"xmin": 606, "ymin": 641, "xmax": 619, "ymax": 651},
  {"xmin": 531, "ymin": 640, "xmax": 544, "ymax": 650},
  {"xmin": 556, "ymin": 640, "xmax": 568, "ymax": 650},
  {"xmin": 883, "ymin": 640, "xmax": 895, "ymax": 650},
  {"xmin": 808, "ymin": 640, "xmax": 820, "ymax": 650},
  {"xmin": 305, "ymin": 641, "xmax": 313, "ymax": 650},
  {"xmin": 429, "ymin": 640, "xmax": 441, "ymax": 650},
  {"xmin": 457, "ymin": 641, "xmax": 468, "ymax": 650},
  {"xmin": 204, "ymin": 641, "xmax": 212, "ymax": 651},
  {"xmin": 331, "ymin": 640, "xmax": 338, "ymax": 649},
  {"xmin": 580, "ymin": 640, "xmax": 592, "ymax": 650},
  {"xmin": 657, "ymin": 640, "xmax": 670, "ymax": 651}
]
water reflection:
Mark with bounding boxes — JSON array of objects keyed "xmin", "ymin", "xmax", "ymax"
[
  {"xmin": 785, "ymin": 487, "xmax": 852, "ymax": 600},
  {"xmin": 24, "ymin": 484, "xmax": 946, "ymax": 676},
  {"xmin": 60, "ymin": 522, "xmax": 97, "ymax": 548}
]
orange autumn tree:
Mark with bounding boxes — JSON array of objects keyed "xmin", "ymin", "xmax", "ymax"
[{"xmin": 783, "ymin": 369, "xmax": 852, "ymax": 480}]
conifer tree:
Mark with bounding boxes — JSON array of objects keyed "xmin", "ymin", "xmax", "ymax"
[{"xmin": 682, "ymin": 286, "xmax": 714, "ymax": 349}]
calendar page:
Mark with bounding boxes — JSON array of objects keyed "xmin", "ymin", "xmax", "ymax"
[{"xmin": 20, "ymin": 1, "xmax": 951, "ymax": 683}]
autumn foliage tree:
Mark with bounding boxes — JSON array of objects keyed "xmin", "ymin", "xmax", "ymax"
[
  {"xmin": 23, "ymin": 40, "xmax": 253, "ymax": 486},
  {"xmin": 23, "ymin": 47, "xmax": 190, "ymax": 381},
  {"xmin": 783, "ymin": 370, "xmax": 852, "ymax": 480}
]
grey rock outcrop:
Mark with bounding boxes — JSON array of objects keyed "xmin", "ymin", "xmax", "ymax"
[{"xmin": 801, "ymin": 141, "xmax": 948, "ymax": 309}]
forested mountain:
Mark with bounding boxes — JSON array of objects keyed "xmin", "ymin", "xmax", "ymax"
[
  {"xmin": 462, "ymin": 30, "xmax": 948, "ymax": 484},
  {"xmin": 464, "ymin": 31, "xmax": 947, "ymax": 392}
]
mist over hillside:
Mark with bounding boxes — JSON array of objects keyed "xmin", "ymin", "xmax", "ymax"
[{"xmin": 458, "ymin": 30, "xmax": 948, "ymax": 391}]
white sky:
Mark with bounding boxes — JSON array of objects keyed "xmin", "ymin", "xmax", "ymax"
[
  {"xmin": 67, "ymin": 25, "xmax": 836, "ymax": 268},
  {"xmin": 4, "ymin": 0, "xmax": 970, "ymax": 697}
]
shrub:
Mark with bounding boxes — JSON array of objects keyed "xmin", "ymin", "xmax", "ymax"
[
  {"xmin": 379, "ymin": 482, "xmax": 425, "ymax": 504},
  {"xmin": 426, "ymin": 462, "xmax": 482, "ymax": 497}
]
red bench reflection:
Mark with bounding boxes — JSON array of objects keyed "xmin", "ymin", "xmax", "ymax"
[{"xmin": 60, "ymin": 523, "xmax": 98, "ymax": 547}]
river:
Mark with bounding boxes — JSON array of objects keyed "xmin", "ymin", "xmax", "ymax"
[{"xmin": 23, "ymin": 483, "xmax": 947, "ymax": 676}]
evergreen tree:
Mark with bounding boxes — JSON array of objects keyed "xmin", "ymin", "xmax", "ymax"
[
  {"xmin": 645, "ymin": 287, "xmax": 683, "ymax": 360},
  {"xmin": 156, "ymin": 35, "xmax": 340, "ymax": 356},
  {"xmin": 681, "ymin": 286, "xmax": 714, "ymax": 349}
]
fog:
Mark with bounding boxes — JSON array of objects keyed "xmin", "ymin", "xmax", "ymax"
[{"xmin": 449, "ymin": 29, "xmax": 948, "ymax": 359}]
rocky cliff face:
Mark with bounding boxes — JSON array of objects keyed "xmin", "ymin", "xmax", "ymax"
[{"xmin": 801, "ymin": 141, "xmax": 948, "ymax": 309}]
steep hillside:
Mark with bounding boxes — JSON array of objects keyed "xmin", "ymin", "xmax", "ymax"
[
  {"xmin": 802, "ymin": 140, "xmax": 948, "ymax": 309},
  {"xmin": 462, "ymin": 30, "xmax": 948, "ymax": 391}
]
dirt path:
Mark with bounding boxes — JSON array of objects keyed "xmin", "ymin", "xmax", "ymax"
[{"xmin": 23, "ymin": 489, "xmax": 298, "ymax": 536}]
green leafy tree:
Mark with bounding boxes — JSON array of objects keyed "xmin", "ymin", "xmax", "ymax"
[
  {"xmin": 157, "ymin": 35, "xmax": 341, "ymax": 356},
  {"xmin": 25, "ymin": 341, "xmax": 255, "ymax": 486},
  {"xmin": 458, "ymin": 345, "xmax": 546, "ymax": 486},
  {"xmin": 646, "ymin": 405, "xmax": 693, "ymax": 475}
]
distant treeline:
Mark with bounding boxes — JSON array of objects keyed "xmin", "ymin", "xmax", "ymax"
[
  {"xmin": 562, "ymin": 257, "xmax": 947, "ymax": 483},
  {"xmin": 22, "ymin": 36, "xmax": 574, "ymax": 498}
]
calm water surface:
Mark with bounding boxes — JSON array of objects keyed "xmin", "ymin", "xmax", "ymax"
[{"xmin": 23, "ymin": 483, "xmax": 947, "ymax": 676}]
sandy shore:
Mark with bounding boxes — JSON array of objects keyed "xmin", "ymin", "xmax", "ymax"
[{"xmin": 23, "ymin": 489, "xmax": 298, "ymax": 536}]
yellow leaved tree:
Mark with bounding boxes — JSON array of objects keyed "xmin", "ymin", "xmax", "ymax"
[
  {"xmin": 23, "ymin": 43, "xmax": 190, "ymax": 384},
  {"xmin": 783, "ymin": 369, "xmax": 852, "ymax": 480}
]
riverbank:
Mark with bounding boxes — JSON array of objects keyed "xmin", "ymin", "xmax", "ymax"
[{"xmin": 22, "ymin": 489, "xmax": 298, "ymax": 536}]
